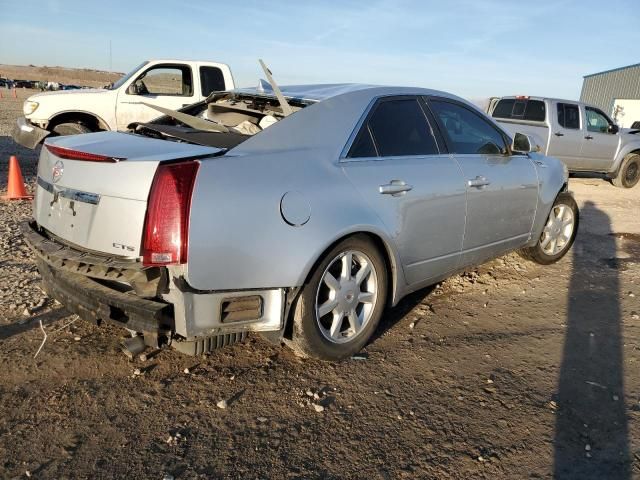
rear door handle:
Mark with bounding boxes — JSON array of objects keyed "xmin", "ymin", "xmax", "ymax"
[
  {"xmin": 554, "ymin": 132, "xmax": 564, "ymax": 137},
  {"xmin": 585, "ymin": 135, "xmax": 594, "ymax": 140},
  {"xmin": 379, "ymin": 180, "xmax": 412, "ymax": 196},
  {"xmin": 467, "ymin": 176, "xmax": 491, "ymax": 188}
]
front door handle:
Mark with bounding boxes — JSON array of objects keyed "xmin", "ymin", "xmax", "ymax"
[
  {"xmin": 379, "ymin": 180, "xmax": 412, "ymax": 196},
  {"xmin": 554, "ymin": 132, "xmax": 564, "ymax": 137},
  {"xmin": 467, "ymin": 176, "xmax": 491, "ymax": 188},
  {"xmin": 585, "ymin": 135, "xmax": 594, "ymax": 140}
]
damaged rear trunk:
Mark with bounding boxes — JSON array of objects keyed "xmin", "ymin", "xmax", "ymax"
[{"xmin": 34, "ymin": 131, "xmax": 223, "ymax": 257}]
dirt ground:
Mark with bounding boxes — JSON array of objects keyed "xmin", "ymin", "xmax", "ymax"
[{"xmin": 0, "ymin": 89, "xmax": 639, "ymax": 480}]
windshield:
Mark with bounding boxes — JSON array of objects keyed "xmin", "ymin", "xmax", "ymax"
[{"xmin": 108, "ymin": 61, "xmax": 149, "ymax": 90}]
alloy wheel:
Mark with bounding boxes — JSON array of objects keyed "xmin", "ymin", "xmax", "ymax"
[
  {"xmin": 540, "ymin": 204, "xmax": 575, "ymax": 256},
  {"xmin": 315, "ymin": 250, "xmax": 378, "ymax": 344}
]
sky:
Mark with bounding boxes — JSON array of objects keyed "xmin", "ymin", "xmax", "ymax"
[{"xmin": 0, "ymin": 0, "xmax": 638, "ymax": 101}]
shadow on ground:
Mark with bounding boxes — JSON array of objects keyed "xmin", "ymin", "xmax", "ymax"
[{"xmin": 554, "ymin": 201, "xmax": 631, "ymax": 478}]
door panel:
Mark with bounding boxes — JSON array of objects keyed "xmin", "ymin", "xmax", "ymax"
[
  {"xmin": 579, "ymin": 106, "xmax": 620, "ymax": 171},
  {"xmin": 456, "ymin": 154, "xmax": 538, "ymax": 265},
  {"xmin": 342, "ymin": 96, "xmax": 466, "ymax": 286},
  {"xmin": 547, "ymin": 102, "xmax": 584, "ymax": 169},
  {"xmin": 342, "ymin": 156, "xmax": 466, "ymax": 285},
  {"xmin": 427, "ymin": 97, "xmax": 538, "ymax": 267}
]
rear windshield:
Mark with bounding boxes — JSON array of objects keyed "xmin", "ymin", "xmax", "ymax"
[{"xmin": 492, "ymin": 99, "xmax": 546, "ymax": 122}]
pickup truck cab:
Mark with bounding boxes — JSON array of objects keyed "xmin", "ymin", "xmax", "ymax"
[
  {"xmin": 488, "ymin": 96, "xmax": 640, "ymax": 188},
  {"xmin": 12, "ymin": 59, "xmax": 235, "ymax": 149}
]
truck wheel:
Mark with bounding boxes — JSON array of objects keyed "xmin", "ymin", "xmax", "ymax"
[
  {"xmin": 612, "ymin": 153, "xmax": 640, "ymax": 188},
  {"xmin": 285, "ymin": 235, "xmax": 388, "ymax": 361},
  {"xmin": 52, "ymin": 122, "xmax": 92, "ymax": 136},
  {"xmin": 519, "ymin": 192, "xmax": 578, "ymax": 265}
]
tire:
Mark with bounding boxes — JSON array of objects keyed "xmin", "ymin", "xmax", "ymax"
[
  {"xmin": 52, "ymin": 122, "xmax": 92, "ymax": 136},
  {"xmin": 612, "ymin": 153, "xmax": 640, "ymax": 188},
  {"xmin": 286, "ymin": 235, "xmax": 388, "ymax": 361},
  {"xmin": 518, "ymin": 192, "xmax": 578, "ymax": 265}
]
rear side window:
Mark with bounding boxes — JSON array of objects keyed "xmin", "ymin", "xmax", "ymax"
[
  {"xmin": 431, "ymin": 100, "xmax": 506, "ymax": 155},
  {"xmin": 349, "ymin": 126, "xmax": 377, "ymax": 157},
  {"xmin": 492, "ymin": 99, "xmax": 546, "ymax": 122},
  {"xmin": 200, "ymin": 66, "xmax": 226, "ymax": 96},
  {"xmin": 348, "ymin": 98, "xmax": 439, "ymax": 158},
  {"xmin": 557, "ymin": 103, "xmax": 580, "ymax": 129}
]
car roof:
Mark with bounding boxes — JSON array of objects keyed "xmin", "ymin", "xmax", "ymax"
[
  {"xmin": 228, "ymin": 83, "xmax": 486, "ymax": 158},
  {"xmin": 232, "ymin": 83, "xmax": 461, "ymax": 103}
]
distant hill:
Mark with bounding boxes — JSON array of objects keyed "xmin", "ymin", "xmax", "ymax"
[{"xmin": 0, "ymin": 64, "xmax": 123, "ymax": 87}]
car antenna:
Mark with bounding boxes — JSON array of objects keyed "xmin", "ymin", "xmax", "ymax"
[{"xmin": 259, "ymin": 59, "xmax": 293, "ymax": 117}]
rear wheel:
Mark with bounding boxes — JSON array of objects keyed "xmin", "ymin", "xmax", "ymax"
[
  {"xmin": 519, "ymin": 192, "xmax": 578, "ymax": 264},
  {"xmin": 286, "ymin": 235, "xmax": 388, "ymax": 361},
  {"xmin": 52, "ymin": 122, "xmax": 92, "ymax": 136},
  {"xmin": 612, "ymin": 153, "xmax": 640, "ymax": 188}
]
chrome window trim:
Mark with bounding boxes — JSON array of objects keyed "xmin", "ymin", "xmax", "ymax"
[{"xmin": 340, "ymin": 153, "xmax": 454, "ymax": 164}]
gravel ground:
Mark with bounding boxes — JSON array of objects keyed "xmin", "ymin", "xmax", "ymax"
[{"xmin": 0, "ymin": 89, "xmax": 639, "ymax": 479}]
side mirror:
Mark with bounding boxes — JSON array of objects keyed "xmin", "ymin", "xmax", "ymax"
[
  {"xmin": 511, "ymin": 132, "xmax": 534, "ymax": 153},
  {"xmin": 127, "ymin": 83, "xmax": 139, "ymax": 95},
  {"xmin": 608, "ymin": 124, "xmax": 619, "ymax": 134}
]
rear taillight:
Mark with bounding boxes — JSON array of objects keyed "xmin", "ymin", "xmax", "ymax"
[
  {"xmin": 45, "ymin": 144, "xmax": 123, "ymax": 162},
  {"xmin": 142, "ymin": 161, "xmax": 200, "ymax": 266}
]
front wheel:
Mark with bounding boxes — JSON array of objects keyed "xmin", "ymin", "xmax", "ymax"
[
  {"xmin": 612, "ymin": 153, "xmax": 640, "ymax": 188},
  {"xmin": 286, "ymin": 235, "xmax": 388, "ymax": 361},
  {"xmin": 519, "ymin": 192, "xmax": 579, "ymax": 265},
  {"xmin": 52, "ymin": 122, "xmax": 91, "ymax": 136}
]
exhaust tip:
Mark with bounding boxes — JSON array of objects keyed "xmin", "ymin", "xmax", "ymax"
[{"xmin": 120, "ymin": 335, "xmax": 146, "ymax": 360}]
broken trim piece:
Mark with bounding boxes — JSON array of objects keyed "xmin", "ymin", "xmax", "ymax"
[
  {"xmin": 259, "ymin": 59, "xmax": 293, "ymax": 117},
  {"xmin": 141, "ymin": 102, "xmax": 230, "ymax": 133}
]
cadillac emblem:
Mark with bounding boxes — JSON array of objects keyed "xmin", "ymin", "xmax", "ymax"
[{"xmin": 52, "ymin": 160, "xmax": 64, "ymax": 183}]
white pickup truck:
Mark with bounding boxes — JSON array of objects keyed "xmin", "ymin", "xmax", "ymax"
[
  {"xmin": 12, "ymin": 59, "xmax": 235, "ymax": 149},
  {"xmin": 488, "ymin": 96, "xmax": 640, "ymax": 188}
]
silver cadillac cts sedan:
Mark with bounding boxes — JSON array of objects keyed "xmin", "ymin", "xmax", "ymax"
[{"xmin": 21, "ymin": 84, "xmax": 578, "ymax": 361}]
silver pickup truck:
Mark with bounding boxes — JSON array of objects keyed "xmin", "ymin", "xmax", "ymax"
[{"xmin": 488, "ymin": 96, "xmax": 640, "ymax": 188}]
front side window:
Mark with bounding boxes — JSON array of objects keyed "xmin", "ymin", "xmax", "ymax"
[
  {"xmin": 430, "ymin": 100, "xmax": 506, "ymax": 155},
  {"xmin": 348, "ymin": 98, "xmax": 439, "ymax": 158},
  {"xmin": 133, "ymin": 65, "xmax": 193, "ymax": 96},
  {"xmin": 557, "ymin": 103, "xmax": 580, "ymax": 129},
  {"xmin": 111, "ymin": 61, "xmax": 149, "ymax": 90},
  {"xmin": 586, "ymin": 107, "xmax": 612, "ymax": 133}
]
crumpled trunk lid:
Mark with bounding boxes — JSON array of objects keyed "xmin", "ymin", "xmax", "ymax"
[{"xmin": 34, "ymin": 131, "xmax": 222, "ymax": 257}]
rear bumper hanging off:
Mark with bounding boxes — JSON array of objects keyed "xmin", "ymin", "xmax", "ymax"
[
  {"xmin": 20, "ymin": 221, "xmax": 285, "ymax": 355},
  {"xmin": 36, "ymin": 258, "xmax": 173, "ymax": 336},
  {"xmin": 21, "ymin": 221, "xmax": 173, "ymax": 337}
]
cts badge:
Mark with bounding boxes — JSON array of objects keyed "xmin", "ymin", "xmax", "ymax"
[
  {"xmin": 52, "ymin": 160, "xmax": 64, "ymax": 183},
  {"xmin": 113, "ymin": 242, "xmax": 135, "ymax": 252}
]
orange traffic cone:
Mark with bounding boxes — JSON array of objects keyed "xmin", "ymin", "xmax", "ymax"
[{"xmin": 2, "ymin": 156, "xmax": 33, "ymax": 200}]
